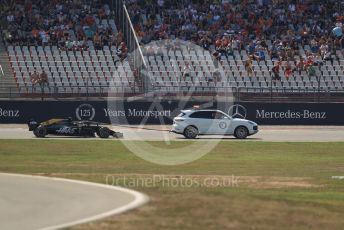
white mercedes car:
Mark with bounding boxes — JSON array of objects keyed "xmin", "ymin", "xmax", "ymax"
[{"xmin": 171, "ymin": 109, "xmax": 258, "ymax": 139}]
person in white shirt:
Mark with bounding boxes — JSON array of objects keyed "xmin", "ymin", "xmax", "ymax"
[{"xmin": 182, "ymin": 63, "xmax": 191, "ymax": 82}]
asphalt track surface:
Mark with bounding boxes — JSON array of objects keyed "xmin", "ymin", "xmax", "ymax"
[
  {"xmin": 0, "ymin": 173, "xmax": 148, "ymax": 230},
  {"xmin": 0, "ymin": 125, "xmax": 343, "ymax": 141}
]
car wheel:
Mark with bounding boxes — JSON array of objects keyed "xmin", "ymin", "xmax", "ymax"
[
  {"xmin": 183, "ymin": 126, "xmax": 198, "ymax": 139},
  {"xmin": 34, "ymin": 125, "xmax": 47, "ymax": 138},
  {"xmin": 98, "ymin": 127, "xmax": 110, "ymax": 139},
  {"xmin": 234, "ymin": 126, "xmax": 248, "ymax": 139}
]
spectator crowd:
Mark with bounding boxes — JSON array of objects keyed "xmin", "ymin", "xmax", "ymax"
[
  {"xmin": 2, "ymin": 0, "xmax": 343, "ymax": 64},
  {"xmin": 0, "ymin": 0, "xmax": 126, "ymax": 52},
  {"xmin": 127, "ymin": 0, "xmax": 344, "ymax": 64},
  {"xmin": 1, "ymin": 0, "xmax": 344, "ymax": 89}
]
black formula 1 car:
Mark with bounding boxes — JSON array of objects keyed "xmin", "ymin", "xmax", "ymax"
[{"xmin": 28, "ymin": 118, "xmax": 123, "ymax": 139}]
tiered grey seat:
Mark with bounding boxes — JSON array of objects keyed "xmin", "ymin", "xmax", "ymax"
[
  {"xmin": 8, "ymin": 44, "xmax": 138, "ymax": 94},
  {"xmin": 142, "ymin": 43, "xmax": 343, "ymax": 93},
  {"xmin": 7, "ymin": 41, "xmax": 344, "ymax": 95}
]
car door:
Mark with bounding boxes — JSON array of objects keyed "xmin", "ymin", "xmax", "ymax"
[
  {"xmin": 188, "ymin": 111, "xmax": 214, "ymax": 134},
  {"xmin": 210, "ymin": 112, "xmax": 232, "ymax": 135}
]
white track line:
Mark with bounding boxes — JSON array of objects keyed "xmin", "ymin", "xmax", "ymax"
[{"xmin": 1, "ymin": 173, "xmax": 149, "ymax": 230}]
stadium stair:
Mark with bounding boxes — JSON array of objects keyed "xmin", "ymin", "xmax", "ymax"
[{"xmin": 0, "ymin": 41, "xmax": 18, "ymax": 98}]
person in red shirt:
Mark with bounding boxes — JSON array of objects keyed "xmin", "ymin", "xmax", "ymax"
[
  {"xmin": 272, "ymin": 61, "xmax": 281, "ymax": 81},
  {"xmin": 32, "ymin": 29, "xmax": 39, "ymax": 39},
  {"xmin": 30, "ymin": 70, "xmax": 40, "ymax": 91},
  {"xmin": 222, "ymin": 37, "xmax": 229, "ymax": 47},
  {"xmin": 117, "ymin": 42, "xmax": 128, "ymax": 61},
  {"xmin": 305, "ymin": 57, "xmax": 314, "ymax": 67},
  {"xmin": 215, "ymin": 38, "xmax": 222, "ymax": 50},
  {"xmin": 284, "ymin": 62, "xmax": 293, "ymax": 79},
  {"xmin": 295, "ymin": 57, "xmax": 305, "ymax": 74}
]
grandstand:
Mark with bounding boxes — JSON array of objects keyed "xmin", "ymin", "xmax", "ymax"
[{"xmin": 0, "ymin": 0, "xmax": 343, "ymax": 102}]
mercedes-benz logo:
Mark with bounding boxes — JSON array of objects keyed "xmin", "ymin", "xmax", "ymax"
[{"xmin": 228, "ymin": 104, "xmax": 247, "ymax": 119}]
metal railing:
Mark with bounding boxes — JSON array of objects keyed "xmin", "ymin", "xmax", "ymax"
[
  {"xmin": 0, "ymin": 85, "xmax": 343, "ymax": 102},
  {"xmin": 150, "ymin": 85, "xmax": 344, "ymax": 102},
  {"xmin": 236, "ymin": 87, "xmax": 344, "ymax": 103},
  {"xmin": 0, "ymin": 85, "xmax": 143, "ymax": 100}
]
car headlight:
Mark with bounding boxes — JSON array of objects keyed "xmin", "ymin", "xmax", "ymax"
[{"xmin": 248, "ymin": 121, "xmax": 256, "ymax": 126}]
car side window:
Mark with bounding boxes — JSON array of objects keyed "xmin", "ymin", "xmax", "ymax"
[
  {"xmin": 214, "ymin": 112, "xmax": 228, "ymax": 119},
  {"xmin": 189, "ymin": 111, "xmax": 214, "ymax": 119}
]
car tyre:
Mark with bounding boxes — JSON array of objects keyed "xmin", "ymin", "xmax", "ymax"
[
  {"xmin": 183, "ymin": 126, "xmax": 198, "ymax": 139},
  {"xmin": 234, "ymin": 126, "xmax": 248, "ymax": 139},
  {"xmin": 34, "ymin": 125, "xmax": 47, "ymax": 138},
  {"xmin": 98, "ymin": 127, "xmax": 110, "ymax": 139}
]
